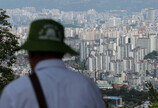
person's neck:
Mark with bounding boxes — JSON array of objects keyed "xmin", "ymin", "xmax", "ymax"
[{"xmin": 30, "ymin": 57, "xmax": 61, "ymax": 72}]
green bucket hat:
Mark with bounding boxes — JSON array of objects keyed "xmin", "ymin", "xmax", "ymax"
[{"xmin": 18, "ymin": 19, "xmax": 78, "ymax": 55}]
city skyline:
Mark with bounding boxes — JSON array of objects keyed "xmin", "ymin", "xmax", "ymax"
[
  {"xmin": 8, "ymin": 7, "xmax": 158, "ymax": 92},
  {"xmin": 0, "ymin": 2, "xmax": 158, "ymax": 107}
]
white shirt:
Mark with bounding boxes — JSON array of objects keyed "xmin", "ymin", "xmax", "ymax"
[{"xmin": 0, "ymin": 59, "xmax": 105, "ymax": 108}]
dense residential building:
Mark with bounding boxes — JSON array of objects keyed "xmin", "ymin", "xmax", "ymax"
[{"xmin": 8, "ymin": 7, "xmax": 158, "ymax": 90}]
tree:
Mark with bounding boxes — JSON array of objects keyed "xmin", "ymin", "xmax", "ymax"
[
  {"xmin": 151, "ymin": 102, "xmax": 158, "ymax": 108},
  {"xmin": 101, "ymin": 87, "xmax": 148, "ymax": 106},
  {"xmin": 0, "ymin": 9, "xmax": 19, "ymax": 93},
  {"xmin": 144, "ymin": 51, "xmax": 158, "ymax": 60},
  {"xmin": 145, "ymin": 81, "xmax": 158, "ymax": 107}
]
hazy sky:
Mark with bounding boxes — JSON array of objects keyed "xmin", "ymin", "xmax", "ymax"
[{"xmin": 0, "ymin": 0, "xmax": 158, "ymax": 11}]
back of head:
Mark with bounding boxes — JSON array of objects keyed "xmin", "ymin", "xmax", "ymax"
[
  {"xmin": 28, "ymin": 51, "xmax": 64, "ymax": 60},
  {"xmin": 16, "ymin": 19, "xmax": 79, "ymax": 69}
]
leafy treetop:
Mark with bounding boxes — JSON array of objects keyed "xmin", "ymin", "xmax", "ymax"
[
  {"xmin": 144, "ymin": 51, "xmax": 158, "ymax": 60},
  {"xmin": 0, "ymin": 9, "xmax": 19, "ymax": 93}
]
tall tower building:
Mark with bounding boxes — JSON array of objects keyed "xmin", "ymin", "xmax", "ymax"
[
  {"xmin": 156, "ymin": 37, "xmax": 158, "ymax": 51},
  {"xmin": 88, "ymin": 56, "xmax": 96, "ymax": 72},
  {"xmin": 96, "ymin": 53, "xmax": 103, "ymax": 71},
  {"xmin": 147, "ymin": 9, "xmax": 156, "ymax": 21},
  {"xmin": 80, "ymin": 40, "xmax": 87, "ymax": 61},
  {"xmin": 150, "ymin": 35, "xmax": 157, "ymax": 52},
  {"xmin": 136, "ymin": 38, "xmax": 150, "ymax": 53}
]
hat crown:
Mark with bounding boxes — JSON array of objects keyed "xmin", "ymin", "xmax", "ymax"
[
  {"xmin": 18, "ymin": 19, "xmax": 78, "ymax": 55},
  {"xmin": 29, "ymin": 19, "xmax": 65, "ymax": 42}
]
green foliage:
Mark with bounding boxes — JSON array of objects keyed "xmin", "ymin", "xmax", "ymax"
[
  {"xmin": 0, "ymin": 66, "xmax": 14, "ymax": 88},
  {"xmin": 0, "ymin": 9, "xmax": 19, "ymax": 92},
  {"xmin": 151, "ymin": 102, "xmax": 158, "ymax": 108},
  {"xmin": 145, "ymin": 82, "xmax": 158, "ymax": 103},
  {"xmin": 145, "ymin": 82, "xmax": 158, "ymax": 107},
  {"xmin": 101, "ymin": 86, "xmax": 148, "ymax": 106},
  {"xmin": 144, "ymin": 51, "xmax": 158, "ymax": 60}
]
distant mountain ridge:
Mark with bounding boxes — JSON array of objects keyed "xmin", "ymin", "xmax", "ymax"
[{"xmin": 0, "ymin": 0, "xmax": 158, "ymax": 12}]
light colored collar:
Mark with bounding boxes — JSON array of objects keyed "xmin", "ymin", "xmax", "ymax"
[{"xmin": 35, "ymin": 59, "xmax": 66, "ymax": 71}]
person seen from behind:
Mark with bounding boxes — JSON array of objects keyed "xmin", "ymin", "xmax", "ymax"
[{"xmin": 0, "ymin": 19, "xmax": 105, "ymax": 108}]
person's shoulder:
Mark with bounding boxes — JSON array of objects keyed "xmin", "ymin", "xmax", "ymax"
[
  {"xmin": 66, "ymin": 69, "xmax": 103, "ymax": 99},
  {"xmin": 3, "ymin": 75, "xmax": 31, "ymax": 95},
  {"xmin": 65, "ymin": 69, "xmax": 95, "ymax": 86}
]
